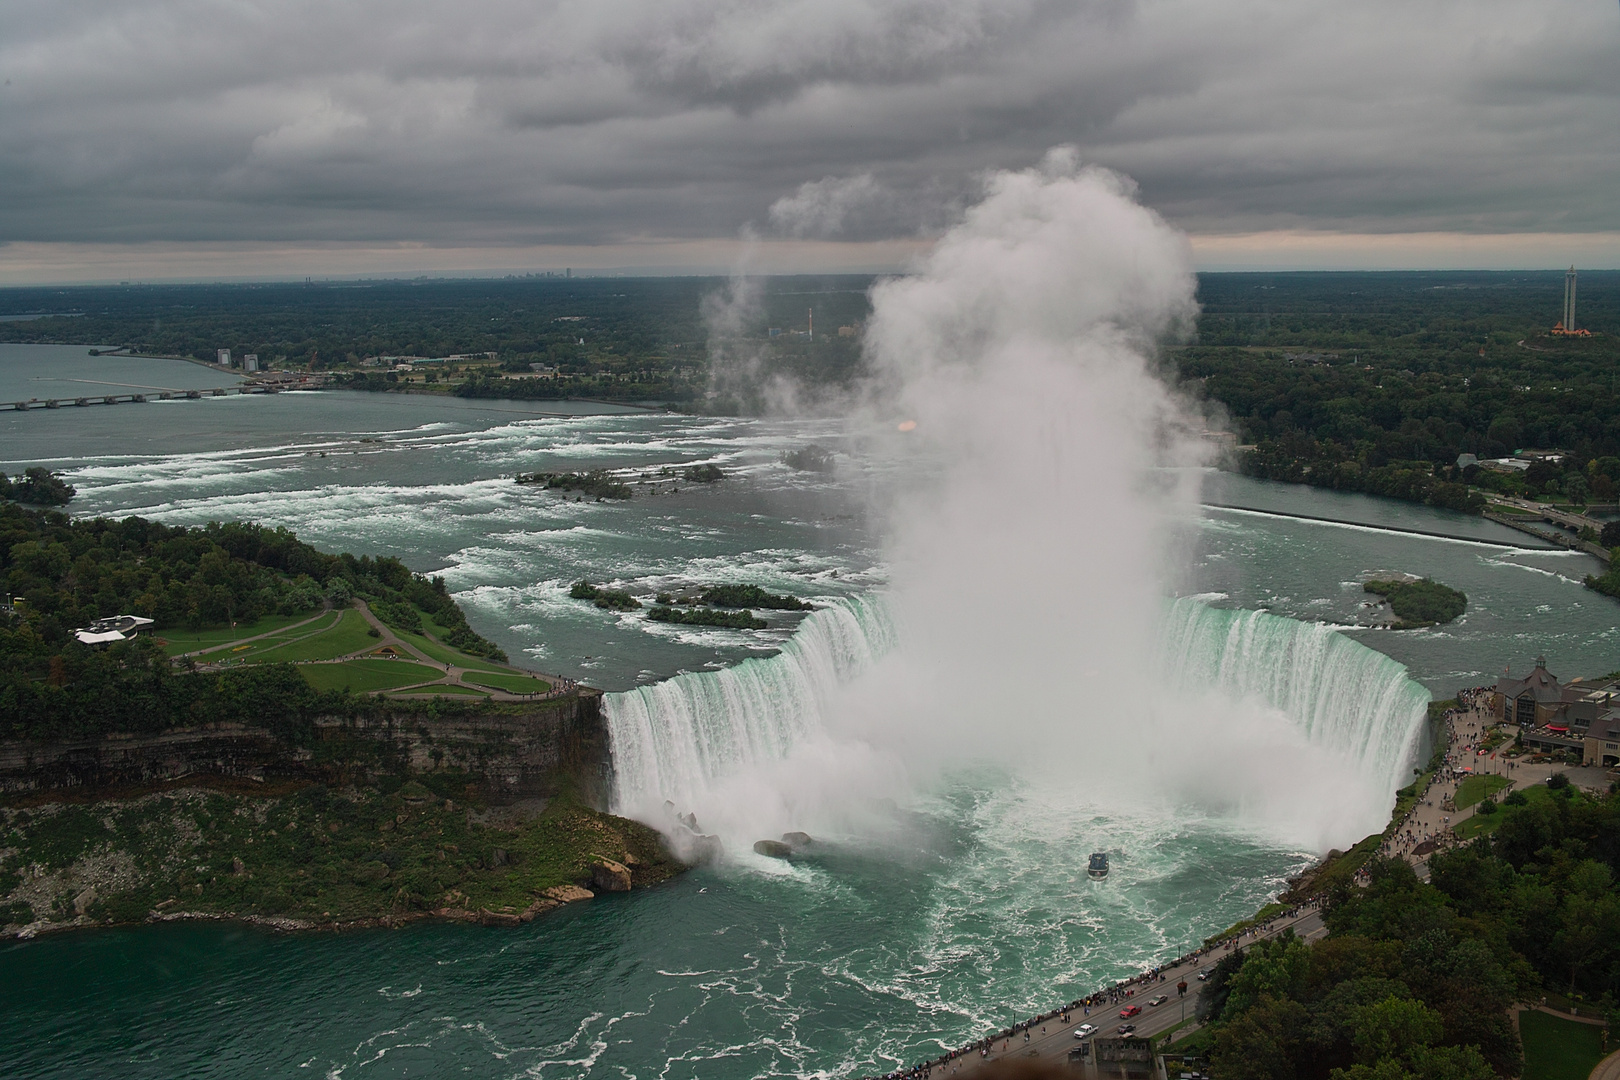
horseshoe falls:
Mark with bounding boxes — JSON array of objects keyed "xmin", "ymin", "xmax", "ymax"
[{"xmin": 603, "ymin": 594, "xmax": 1429, "ymax": 853}]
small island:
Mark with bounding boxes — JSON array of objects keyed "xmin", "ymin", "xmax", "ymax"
[{"xmin": 1364, "ymin": 574, "xmax": 1467, "ymax": 629}]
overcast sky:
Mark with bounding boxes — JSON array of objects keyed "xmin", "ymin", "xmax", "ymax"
[{"xmin": 2, "ymin": 0, "xmax": 1617, "ymax": 281}]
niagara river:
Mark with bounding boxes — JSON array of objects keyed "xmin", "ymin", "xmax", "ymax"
[{"xmin": 2, "ymin": 343, "xmax": 1615, "ymax": 1079}]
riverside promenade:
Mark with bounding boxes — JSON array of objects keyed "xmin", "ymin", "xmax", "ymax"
[{"xmin": 863, "ymin": 902, "xmax": 1326, "ymax": 1079}]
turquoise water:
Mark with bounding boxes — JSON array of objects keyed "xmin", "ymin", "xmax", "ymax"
[{"xmin": 2, "ymin": 343, "xmax": 1615, "ymax": 1079}]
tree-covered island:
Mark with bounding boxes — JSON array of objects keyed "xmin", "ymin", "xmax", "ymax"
[{"xmin": 1363, "ymin": 577, "xmax": 1468, "ymax": 630}]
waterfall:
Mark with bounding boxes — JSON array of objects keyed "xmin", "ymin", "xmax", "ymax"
[
  {"xmin": 603, "ymin": 594, "xmax": 899, "ymax": 816},
  {"xmin": 604, "ymin": 594, "xmax": 1428, "ymax": 825},
  {"xmin": 1157, "ymin": 598, "xmax": 1430, "ymax": 803}
]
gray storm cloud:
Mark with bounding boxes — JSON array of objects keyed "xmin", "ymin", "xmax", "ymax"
[{"xmin": 0, "ymin": 0, "xmax": 1616, "ymax": 250}]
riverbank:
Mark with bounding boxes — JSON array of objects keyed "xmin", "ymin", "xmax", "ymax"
[{"xmin": 1, "ymin": 775, "xmax": 684, "ymax": 940}]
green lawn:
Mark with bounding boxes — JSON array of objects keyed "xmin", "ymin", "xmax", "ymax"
[
  {"xmin": 1455, "ymin": 785, "xmax": 1557, "ymax": 841},
  {"xmin": 1520, "ymin": 1010, "xmax": 1606, "ymax": 1080},
  {"xmin": 463, "ymin": 671, "xmax": 553, "ymax": 695},
  {"xmin": 299, "ymin": 658, "xmax": 445, "ymax": 694},
  {"xmin": 249, "ymin": 609, "xmax": 378, "ymax": 663},
  {"xmin": 1455, "ymin": 774, "xmax": 1512, "ymax": 809},
  {"xmin": 159, "ymin": 611, "xmax": 321, "ymax": 656},
  {"xmin": 395, "ymin": 627, "xmax": 509, "ymax": 673},
  {"xmin": 393, "ymin": 684, "xmax": 490, "ymax": 697}
]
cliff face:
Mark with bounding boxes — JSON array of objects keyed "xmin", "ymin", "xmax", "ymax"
[{"xmin": 0, "ymin": 690, "xmax": 614, "ymax": 808}]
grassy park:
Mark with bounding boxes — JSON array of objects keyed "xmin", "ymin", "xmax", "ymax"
[
  {"xmin": 158, "ymin": 602, "xmax": 556, "ymax": 701},
  {"xmin": 1519, "ymin": 1011, "xmax": 1606, "ymax": 1080},
  {"xmin": 1453, "ymin": 773, "xmax": 1511, "ymax": 809}
]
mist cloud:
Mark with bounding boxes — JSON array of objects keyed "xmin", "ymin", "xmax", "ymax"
[{"xmin": 0, "ymin": 0, "xmax": 1616, "ymax": 258}]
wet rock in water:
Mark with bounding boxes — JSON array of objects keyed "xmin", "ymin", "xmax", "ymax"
[
  {"xmin": 479, "ymin": 908, "xmax": 523, "ymax": 927},
  {"xmin": 543, "ymin": 884, "xmax": 595, "ymax": 904},
  {"xmin": 688, "ymin": 834, "xmax": 724, "ymax": 864},
  {"xmin": 781, "ymin": 832, "xmax": 813, "ymax": 849},
  {"xmin": 591, "ymin": 859, "xmax": 633, "ymax": 892},
  {"xmin": 753, "ymin": 839, "xmax": 793, "ymax": 859},
  {"xmin": 680, "ymin": 812, "xmax": 700, "ymax": 831}
]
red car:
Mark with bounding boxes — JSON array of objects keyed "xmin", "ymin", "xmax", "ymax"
[{"xmin": 1120, "ymin": 1005, "xmax": 1142, "ymax": 1019}]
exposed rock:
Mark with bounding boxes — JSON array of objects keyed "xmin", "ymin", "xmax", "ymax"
[
  {"xmin": 543, "ymin": 884, "xmax": 595, "ymax": 903},
  {"xmin": 73, "ymin": 887, "xmax": 97, "ymax": 916},
  {"xmin": 781, "ymin": 832, "xmax": 813, "ymax": 849},
  {"xmin": 520, "ymin": 897, "xmax": 561, "ymax": 922},
  {"xmin": 753, "ymin": 839, "xmax": 793, "ymax": 859},
  {"xmin": 489, "ymin": 847, "xmax": 509, "ymax": 867},
  {"xmin": 688, "ymin": 834, "xmax": 724, "ymax": 864},
  {"xmin": 680, "ymin": 812, "xmax": 700, "ymax": 831},
  {"xmin": 231, "ymin": 856, "xmax": 246, "ymax": 876},
  {"xmin": 622, "ymin": 851, "xmax": 641, "ymax": 868},
  {"xmin": 591, "ymin": 859, "xmax": 632, "ymax": 892},
  {"xmin": 479, "ymin": 908, "xmax": 523, "ymax": 927}
]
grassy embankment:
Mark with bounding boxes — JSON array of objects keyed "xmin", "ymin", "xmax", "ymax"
[
  {"xmin": 1519, "ymin": 1011, "xmax": 1607, "ymax": 1080},
  {"xmin": 164, "ymin": 606, "xmax": 550, "ymax": 699},
  {"xmin": 1, "ymin": 775, "xmax": 678, "ymax": 933}
]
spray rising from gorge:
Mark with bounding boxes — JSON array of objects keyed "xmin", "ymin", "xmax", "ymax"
[{"xmin": 606, "ymin": 150, "xmax": 1427, "ymax": 855}]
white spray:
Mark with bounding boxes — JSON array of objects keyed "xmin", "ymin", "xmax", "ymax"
[{"xmin": 607, "ymin": 149, "xmax": 1423, "ymax": 855}]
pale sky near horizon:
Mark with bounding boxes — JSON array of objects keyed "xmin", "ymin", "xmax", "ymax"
[{"xmin": 2, "ymin": 0, "xmax": 1618, "ymax": 283}]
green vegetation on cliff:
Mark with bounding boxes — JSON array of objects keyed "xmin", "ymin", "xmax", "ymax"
[
  {"xmin": 1364, "ymin": 578, "xmax": 1468, "ymax": 629},
  {"xmin": 0, "ymin": 778, "xmax": 680, "ymax": 934},
  {"xmin": 0, "ymin": 503, "xmax": 513, "ymax": 741},
  {"xmin": 0, "ymin": 469, "xmax": 76, "ymax": 507},
  {"xmin": 1200, "ymin": 780, "xmax": 1620, "ymax": 1080}
]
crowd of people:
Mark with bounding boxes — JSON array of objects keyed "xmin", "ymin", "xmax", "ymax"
[
  {"xmin": 1379, "ymin": 686, "xmax": 1506, "ymax": 864},
  {"xmin": 863, "ymin": 904, "xmax": 1318, "ymax": 1080}
]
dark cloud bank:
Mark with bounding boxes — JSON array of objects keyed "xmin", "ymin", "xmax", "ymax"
[{"xmin": 0, "ymin": 0, "xmax": 1616, "ymax": 267}]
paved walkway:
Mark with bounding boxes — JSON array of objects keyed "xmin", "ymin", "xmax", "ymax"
[{"xmin": 1385, "ymin": 697, "xmax": 1608, "ymax": 879}]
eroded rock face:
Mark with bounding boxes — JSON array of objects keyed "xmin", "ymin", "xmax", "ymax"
[
  {"xmin": 591, "ymin": 859, "xmax": 632, "ymax": 892},
  {"xmin": 543, "ymin": 884, "xmax": 595, "ymax": 903},
  {"xmin": 753, "ymin": 839, "xmax": 793, "ymax": 859},
  {"xmin": 781, "ymin": 832, "xmax": 813, "ymax": 849}
]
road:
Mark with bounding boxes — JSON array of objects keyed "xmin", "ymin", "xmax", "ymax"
[{"xmin": 891, "ymin": 905, "xmax": 1328, "ymax": 1078}]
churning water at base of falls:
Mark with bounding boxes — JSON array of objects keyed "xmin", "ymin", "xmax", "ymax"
[{"xmin": 4, "ymin": 344, "xmax": 1616, "ymax": 1079}]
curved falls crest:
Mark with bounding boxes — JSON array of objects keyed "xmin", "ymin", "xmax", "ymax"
[{"xmin": 603, "ymin": 596, "xmax": 1428, "ymax": 840}]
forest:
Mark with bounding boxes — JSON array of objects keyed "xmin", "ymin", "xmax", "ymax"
[
  {"xmin": 0, "ymin": 503, "xmax": 503, "ymax": 741},
  {"xmin": 5, "ymin": 270, "xmax": 1619, "ymax": 502},
  {"xmin": 1199, "ymin": 776, "xmax": 1620, "ymax": 1080}
]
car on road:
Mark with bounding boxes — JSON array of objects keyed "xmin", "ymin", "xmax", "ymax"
[
  {"xmin": 1148, "ymin": 995, "xmax": 1168, "ymax": 1006},
  {"xmin": 1073, "ymin": 1024, "xmax": 1096, "ymax": 1039},
  {"xmin": 1116, "ymin": 1023, "xmax": 1137, "ymax": 1036},
  {"xmin": 1119, "ymin": 1005, "xmax": 1142, "ymax": 1018},
  {"xmin": 1196, "ymin": 970, "xmax": 1210, "ymax": 981}
]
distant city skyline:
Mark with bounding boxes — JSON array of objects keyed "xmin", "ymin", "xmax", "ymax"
[{"xmin": 1, "ymin": 0, "xmax": 1617, "ymax": 283}]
